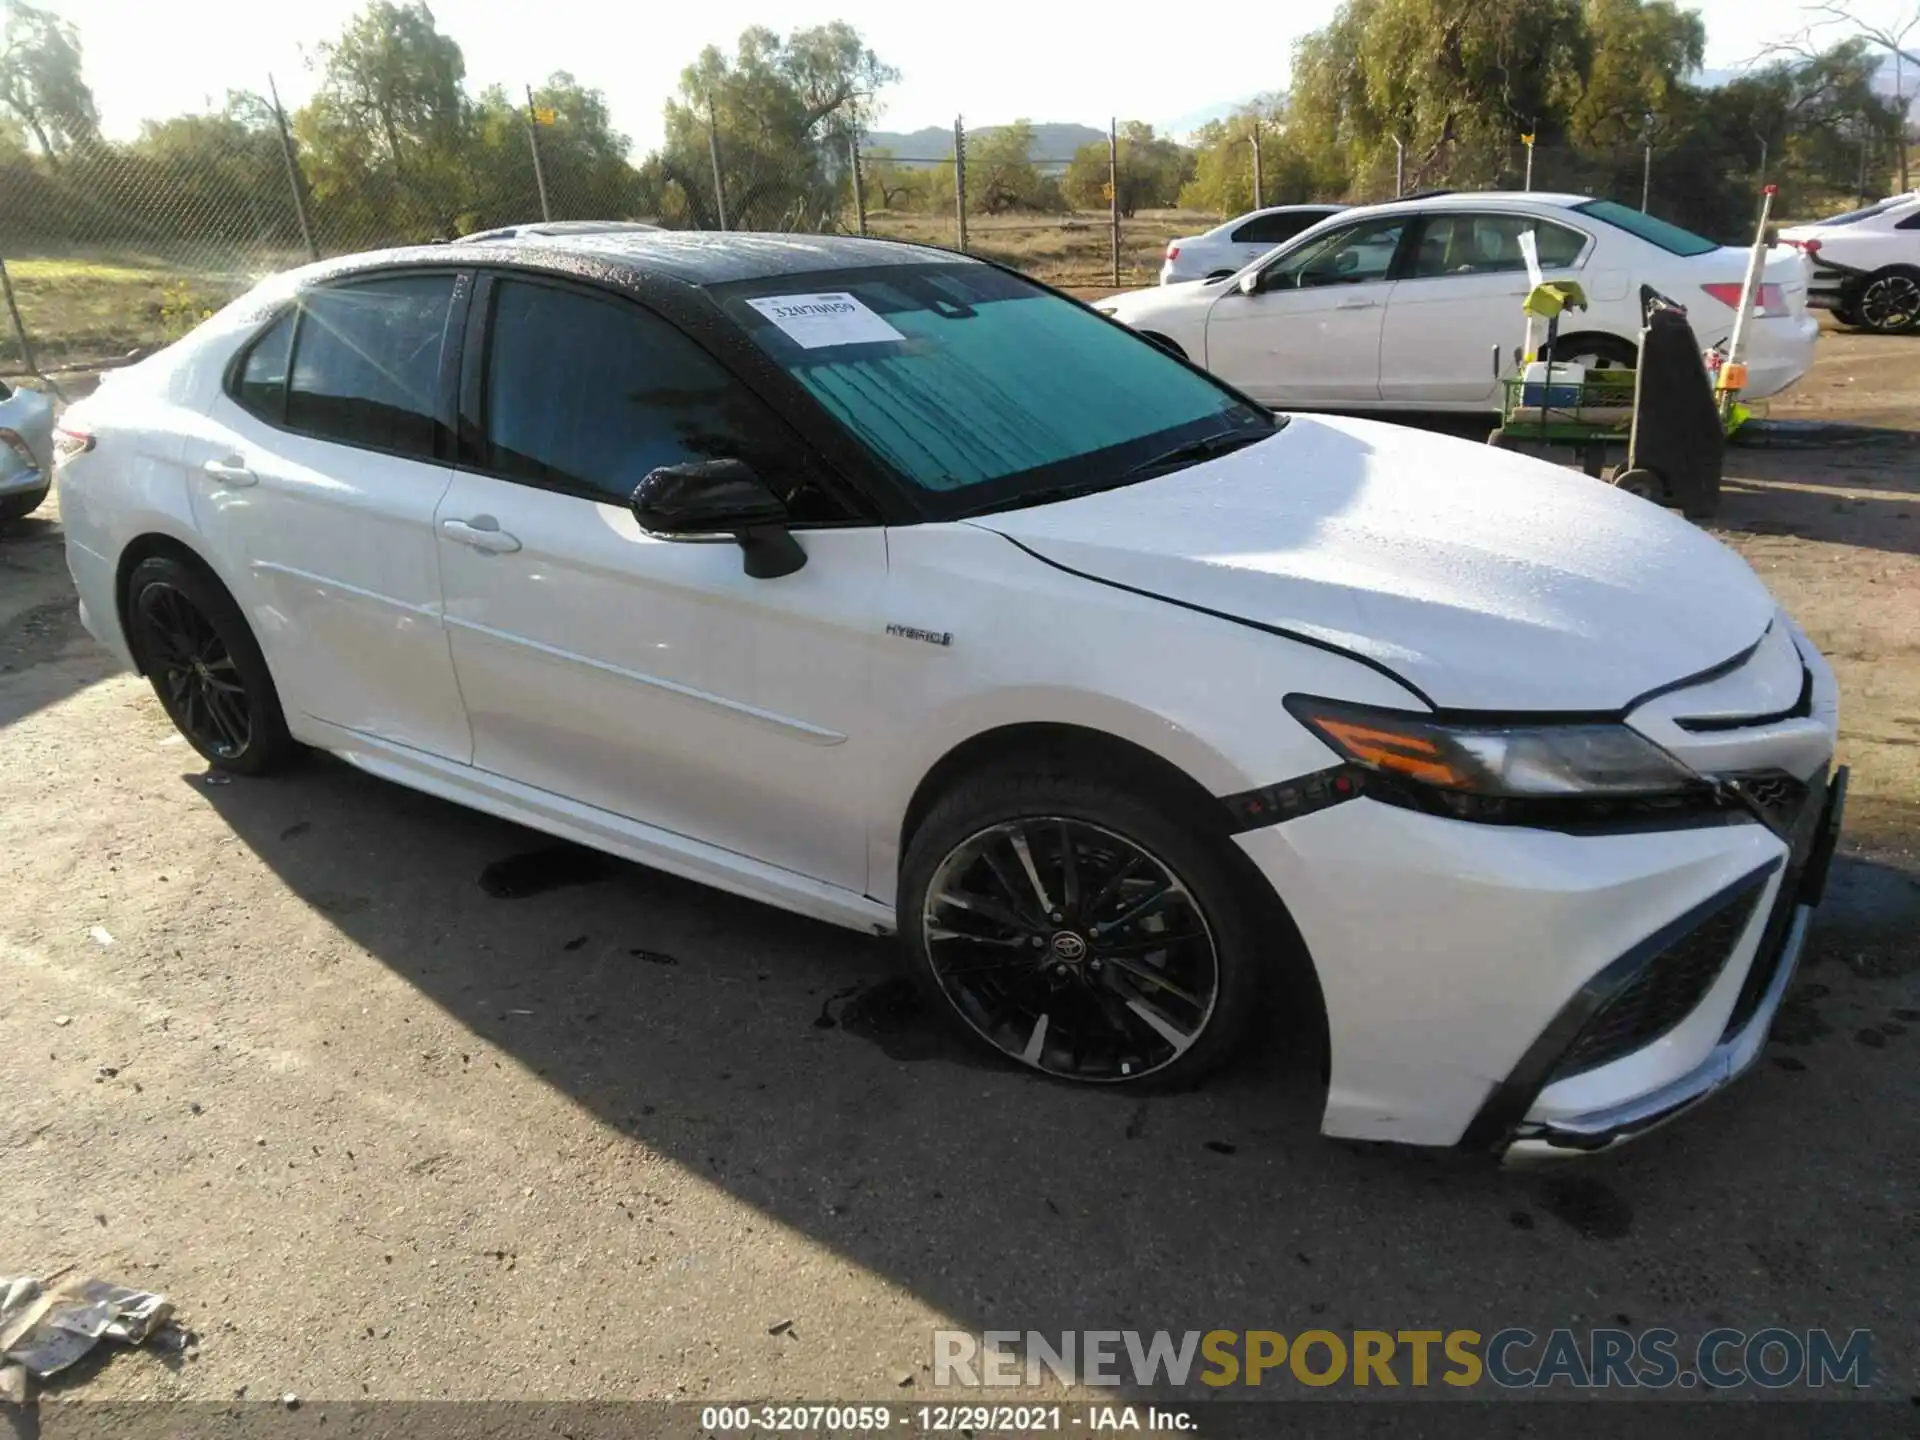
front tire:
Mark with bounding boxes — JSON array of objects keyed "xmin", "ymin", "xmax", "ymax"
[
  {"xmin": 125, "ymin": 555, "xmax": 297, "ymax": 775},
  {"xmin": 899, "ymin": 767, "xmax": 1276, "ymax": 1089},
  {"xmin": 1855, "ymin": 268, "xmax": 1920, "ymax": 335}
]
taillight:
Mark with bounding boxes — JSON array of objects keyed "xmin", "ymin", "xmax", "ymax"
[
  {"xmin": 52, "ymin": 426, "xmax": 95, "ymax": 466},
  {"xmin": 1166, "ymin": 244, "xmax": 1180, "ymax": 260},
  {"xmin": 0, "ymin": 427, "xmax": 35, "ymax": 475},
  {"xmin": 1702, "ymin": 282, "xmax": 1786, "ymax": 314},
  {"xmin": 1784, "ymin": 237, "xmax": 1822, "ymax": 255}
]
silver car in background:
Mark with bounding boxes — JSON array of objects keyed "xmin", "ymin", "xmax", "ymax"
[{"xmin": 0, "ymin": 377, "xmax": 54, "ymax": 526}]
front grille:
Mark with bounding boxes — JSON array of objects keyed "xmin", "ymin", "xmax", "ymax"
[
  {"xmin": 1728, "ymin": 771, "xmax": 1810, "ymax": 834},
  {"xmin": 1722, "ymin": 765, "xmax": 1831, "ymax": 1036},
  {"xmin": 1552, "ymin": 888, "xmax": 1765, "ymax": 1079}
]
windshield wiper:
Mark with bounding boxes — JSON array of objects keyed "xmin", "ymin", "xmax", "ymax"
[{"xmin": 1121, "ymin": 428, "xmax": 1269, "ymax": 479}]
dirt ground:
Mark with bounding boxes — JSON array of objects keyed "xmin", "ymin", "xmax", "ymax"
[{"xmin": 1, "ymin": 321, "xmax": 1916, "ymax": 1408}]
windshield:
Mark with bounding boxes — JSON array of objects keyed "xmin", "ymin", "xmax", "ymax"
[
  {"xmin": 1573, "ymin": 200, "xmax": 1719, "ymax": 257},
  {"xmin": 719, "ymin": 263, "xmax": 1275, "ymax": 518}
]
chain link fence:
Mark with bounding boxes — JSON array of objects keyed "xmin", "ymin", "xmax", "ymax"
[{"xmin": 0, "ymin": 96, "xmax": 1894, "ymax": 382}]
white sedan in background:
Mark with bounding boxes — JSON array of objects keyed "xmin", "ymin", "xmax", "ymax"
[
  {"xmin": 1778, "ymin": 191, "xmax": 1920, "ymax": 334},
  {"xmin": 1102, "ymin": 192, "xmax": 1818, "ymax": 412},
  {"xmin": 1159, "ymin": 204, "xmax": 1346, "ymax": 284}
]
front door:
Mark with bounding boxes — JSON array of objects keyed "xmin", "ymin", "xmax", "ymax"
[
  {"xmin": 434, "ymin": 274, "xmax": 881, "ymax": 891},
  {"xmin": 182, "ymin": 273, "xmax": 473, "ymax": 761},
  {"xmin": 1202, "ymin": 215, "xmax": 1411, "ymax": 407}
]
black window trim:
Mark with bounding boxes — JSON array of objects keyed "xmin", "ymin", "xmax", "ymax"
[
  {"xmin": 222, "ymin": 265, "xmax": 472, "ymax": 466},
  {"xmin": 456, "ymin": 267, "xmax": 876, "ymax": 528},
  {"xmin": 1395, "ymin": 209, "xmax": 1595, "ymax": 282}
]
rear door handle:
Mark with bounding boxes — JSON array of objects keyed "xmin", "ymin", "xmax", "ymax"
[
  {"xmin": 440, "ymin": 516, "xmax": 522, "ymax": 554},
  {"xmin": 201, "ymin": 456, "xmax": 257, "ymax": 488},
  {"xmin": 1334, "ymin": 297, "xmax": 1379, "ymax": 311}
]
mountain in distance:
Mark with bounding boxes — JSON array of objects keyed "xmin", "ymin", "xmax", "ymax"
[{"xmin": 863, "ymin": 121, "xmax": 1106, "ymax": 165}]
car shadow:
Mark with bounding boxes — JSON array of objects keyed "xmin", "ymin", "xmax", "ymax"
[
  {"xmin": 183, "ymin": 753, "xmax": 1901, "ymax": 1363},
  {"xmin": 0, "ymin": 509, "xmax": 125, "ymax": 731}
]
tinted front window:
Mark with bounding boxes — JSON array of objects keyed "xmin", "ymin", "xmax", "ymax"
[
  {"xmin": 722, "ymin": 264, "xmax": 1269, "ymax": 513},
  {"xmin": 1232, "ymin": 211, "xmax": 1325, "ymax": 244},
  {"xmin": 1573, "ymin": 200, "xmax": 1718, "ymax": 257},
  {"xmin": 1410, "ymin": 214, "xmax": 1586, "ymax": 276},
  {"xmin": 236, "ymin": 310, "xmax": 294, "ymax": 421},
  {"xmin": 1264, "ymin": 217, "xmax": 1408, "ymax": 288},
  {"xmin": 483, "ymin": 279, "xmax": 844, "ymax": 518},
  {"xmin": 287, "ymin": 276, "xmax": 455, "ymax": 458}
]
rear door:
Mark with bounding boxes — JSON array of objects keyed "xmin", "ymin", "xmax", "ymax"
[
  {"xmin": 1203, "ymin": 214, "xmax": 1411, "ymax": 407},
  {"xmin": 1378, "ymin": 212, "xmax": 1589, "ymax": 406},
  {"xmin": 433, "ymin": 273, "xmax": 884, "ymax": 890},
  {"xmin": 183, "ymin": 271, "xmax": 474, "ymax": 761}
]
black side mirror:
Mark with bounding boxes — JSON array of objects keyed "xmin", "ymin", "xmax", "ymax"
[{"xmin": 630, "ymin": 459, "xmax": 807, "ymax": 580}]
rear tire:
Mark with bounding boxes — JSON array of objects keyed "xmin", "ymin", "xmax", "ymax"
[
  {"xmin": 899, "ymin": 765, "xmax": 1291, "ymax": 1090},
  {"xmin": 124, "ymin": 554, "xmax": 298, "ymax": 776},
  {"xmin": 0, "ymin": 483, "xmax": 50, "ymax": 527},
  {"xmin": 1855, "ymin": 267, "xmax": 1920, "ymax": 335}
]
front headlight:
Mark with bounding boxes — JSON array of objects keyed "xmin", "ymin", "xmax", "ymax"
[{"xmin": 1284, "ymin": 696, "xmax": 1707, "ymax": 825}]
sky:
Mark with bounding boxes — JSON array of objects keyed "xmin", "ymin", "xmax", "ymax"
[{"xmin": 41, "ymin": 0, "xmax": 1865, "ymax": 153}]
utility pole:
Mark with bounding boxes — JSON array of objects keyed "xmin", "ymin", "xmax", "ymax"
[
  {"xmin": 1641, "ymin": 112, "xmax": 1654, "ymax": 212},
  {"xmin": 953, "ymin": 116, "xmax": 968, "ymax": 252},
  {"xmin": 848, "ymin": 130, "xmax": 867, "ymax": 236},
  {"xmin": 1108, "ymin": 116, "xmax": 1121, "ymax": 286},
  {"xmin": 706, "ymin": 94, "xmax": 729, "ymax": 231},
  {"xmin": 1248, "ymin": 123, "xmax": 1263, "ymax": 209},
  {"xmin": 268, "ymin": 74, "xmax": 318, "ymax": 261},
  {"xmin": 1392, "ymin": 137, "xmax": 1405, "ymax": 198},
  {"xmin": 525, "ymin": 85, "xmax": 552, "ymax": 222}
]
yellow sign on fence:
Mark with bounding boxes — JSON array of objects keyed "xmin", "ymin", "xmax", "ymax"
[{"xmin": 533, "ymin": 107, "xmax": 557, "ymax": 126}]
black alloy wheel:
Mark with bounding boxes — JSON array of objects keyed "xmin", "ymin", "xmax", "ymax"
[
  {"xmin": 918, "ymin": 815, "xmax": 1222, "ymax": 1082},
  {"xmin": 126, "ymin": 554, "xmax": 297, "ymax": 774},
  {"xmin": 1857, "ymin": 270, "xmax": 1920, "ymax": 335}
]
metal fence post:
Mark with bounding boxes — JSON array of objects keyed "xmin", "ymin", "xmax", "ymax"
[
  {"xmin": 848, "ymin": 130, "xmax": 867, "ymax": 236},
  {"xmin": 953, "ymin": 116, "xmax": 968, "ymax": 252},
  {"xmin": 1249, "ymin": 124, "xmax": 1263, "ymax": 210},
  {"xmin": 1108, "ymin": 117, "xmax": 1121, "ymax": 287},
  {"xmin": 525, "ymin": 86, "xmax": 552, "ymax": 221},
  {"xmin": 1393, "ymin": 137, "xmax": 1404, "ymax": 198},
  {"xmin": 707, "ymin": 94, "xmax": 729, "ymax": 231},
  {"xmin": 0, "ymin": 254, "xmax": 42, "ymax": 377},
  {"xmin": 269, "ymin": 74, "xmax": 318, "ymax": 261}
]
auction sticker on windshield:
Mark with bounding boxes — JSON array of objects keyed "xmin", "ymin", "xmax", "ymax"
[{"xmin": 744, "ymin": 292, "xmax": 904, "ymax": 349}]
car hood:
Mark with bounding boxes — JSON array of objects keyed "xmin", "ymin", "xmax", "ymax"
[
  {"xmin": 1098, "ymin": 281, "xmax": 1216, "ymax": 318},
  {"xmin": 968, "ymin": 415, "xmax": 1776, "ymax": 712}
]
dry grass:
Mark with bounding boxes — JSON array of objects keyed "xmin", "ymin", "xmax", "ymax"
[{"xmin": 1, "ymin": 248, "xmax": 266, "ymax": 373}]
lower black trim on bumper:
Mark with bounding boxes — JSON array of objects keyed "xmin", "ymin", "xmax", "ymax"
[{"xmin": 1467, "ymin": 766, "xmax": 1849, "ymax": 1159}]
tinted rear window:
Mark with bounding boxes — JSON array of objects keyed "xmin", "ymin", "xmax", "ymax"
[{"xmin": 1573, "ymin": 200, "xmax": 1718, "ymax": 257}]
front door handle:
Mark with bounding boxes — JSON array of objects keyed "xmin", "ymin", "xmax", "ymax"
[
  {"xmin": 440, "ymin": 516, "xmax": 522, "ymax": 554},
  {"xmin": 1334, "ymin": 297, "xmax": 1379, "ymax": 311},
  {"xmin": 201, "ymin": 456, "xmax": 257, "ymax": 488}
]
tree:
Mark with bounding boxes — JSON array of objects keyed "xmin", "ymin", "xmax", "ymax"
[
  {"xmin": 861, "ymin": 145, "xmax": 933, "ymax": 211},
  {"xmin": 1569, "ymin": 0, "xmax": 1705, "ymax": 147},
  {"xmin": 1764, "ymin": 4, "xmax": 1919, "ymax": 190},
  {"xmin": 966, "ymin": 120, "xmax": 1054, "ymax": 212},
  {"xmin": 0, "ymin": 0, "xmax": 96, "ymax": 164},
  {"xmin": 1062, "ymin": 122, "xmax": 1190, "ymax": 215},
  {"xmin": 295, "ymin": 1, "xmax": 472, "ymax": 242},
  {"xmin": 656, "ymin": 23, "xmax": 897, "ymax": 230}
]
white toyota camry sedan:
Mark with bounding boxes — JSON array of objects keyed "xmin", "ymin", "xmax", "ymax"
[
  {"xmin": 56, "ymin": 232, "xmax": 1845, "ymax": 1159},
  {"xmin": 1097, "ymin": 192, "xmax": 1819, "ymax": 413}
]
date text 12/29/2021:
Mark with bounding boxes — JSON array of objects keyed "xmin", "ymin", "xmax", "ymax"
[{"xmin": 698, "ymin": 1405, "xmax": 1191, "ymax": 1432}]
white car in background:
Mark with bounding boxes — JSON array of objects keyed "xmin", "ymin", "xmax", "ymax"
[
  {"xmin": 1160, "ymin": 204, "xmax": 1346, "ymax": 284},
  {"xmin": 1778, "ymin": 192, "xmax": 1920, "ymax": 334},
  {"xmin": 57, "ymin": 232, "xmax": 1844, "ymax": 1158},
  {"xmin": 0, "ymin": 376, "xmax": 55, "ymax": 526},
  {"xmin": 1102, "ymin": 192, "xmax": 1818, "ymax": 412}
]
